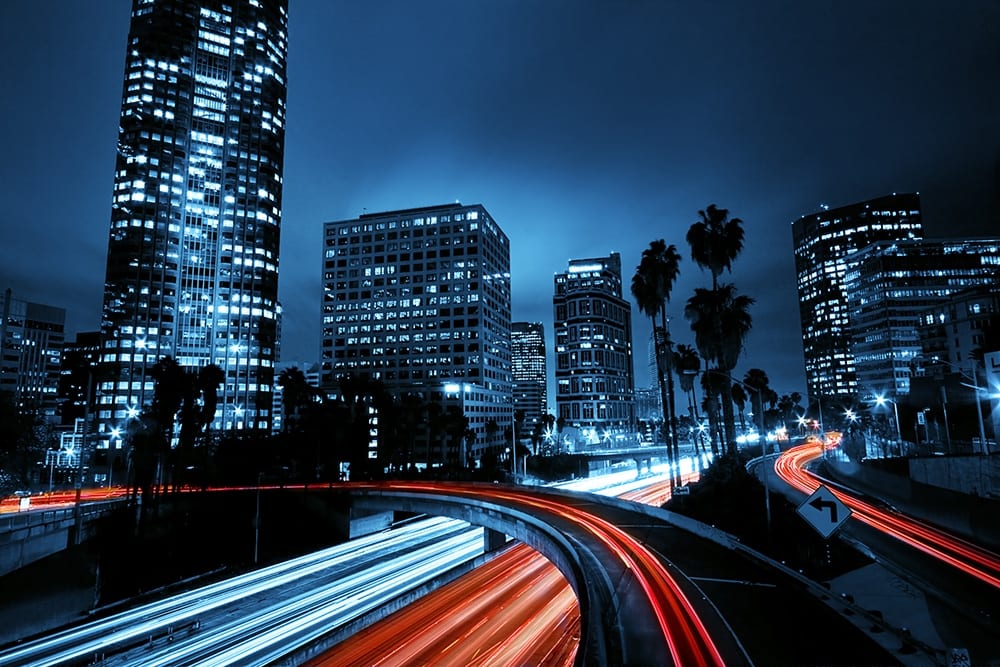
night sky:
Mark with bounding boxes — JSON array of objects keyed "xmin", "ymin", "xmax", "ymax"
[{"xmin": 2, "ymin": 1, "xmax": 998, "ymax": 405}]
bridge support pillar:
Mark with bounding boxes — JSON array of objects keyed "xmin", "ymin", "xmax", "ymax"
[{"xmin": 484, "ymin": 527, "xmax": 508, "ymax": 553}]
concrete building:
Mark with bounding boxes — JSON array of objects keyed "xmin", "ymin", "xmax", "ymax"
[
  {"xmin": 0, "ymin": 288, "xmax": 66, "ymax": 421},
  {"xmin": 511, "ymin": 321, "xmax": 547, "ymax": 434},
  {"xmin": 846, "ymin": 238, "xmax": 1000, "ymax": 400},
  {"xmin": 321, "ymin": 203, "xmax": 512, "ymax": 467},
  {"xmin": 792, "ymin": 194, "xmax": 923, "ymax": 399},
  {"xmin": 96, "ymin": 0, "xmax": 289, "ymax": 446},
  {"xmin": 553, "ymin": 253, "xmax": 635, "ymax": 445}
]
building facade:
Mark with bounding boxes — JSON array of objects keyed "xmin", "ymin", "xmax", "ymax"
[
  {"xmin": 0, "ymin": 288, "xmax": 66, "ymax": 421},
  {"xmin": 321, "ymin": 203, "xmax": 512, "ymax": 466},
  {"xmin": 553, "ymin": 253, "xmax": 635, "ymax": 443},
  {"xmin": 846, "ymin": 238, "xmax": 1000, "ymax": 399},
  {"xmin": 792, "ymin": 194, "xmax": 923, "ymax": 399},
  {"xmin": 511, "ymin": 321, "xmax": 547, "ymax": 433},
  {"xmin": 97, "ymin": 0, "xmax": 288, "ymax": 445}
]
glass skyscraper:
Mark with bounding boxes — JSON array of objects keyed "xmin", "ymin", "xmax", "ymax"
[
  {"xmin": 846, "ymin": 237, "xmax": 1000, "ymax": 399},
  {"xmin": 792, "ymin": 194, "xmax": 922, "ymax": 399},
  {"xmin": 511, "ymin": 321, "xmax": 547, "ymax": 431},
  {"xmin": 97, "ymin": 0, "xmax": 288, "ymax": 445}
]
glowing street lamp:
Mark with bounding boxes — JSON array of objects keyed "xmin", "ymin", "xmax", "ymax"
[{"xmin": 874, "ymin": 394, "xmax": 901, "ymax": 454}]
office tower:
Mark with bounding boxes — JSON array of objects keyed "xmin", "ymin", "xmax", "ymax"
[
  {"xmin": 918, "ymin": 285, "xmax": 1000, "ymax": 368},
  {"xmin": 57, "ymin": 331, "xmax": 102, "ymax": 426},
  {"xmin": 792, "ymin": 194, "xmax": 923, "ymax": 399},
  {"xmin": 511, "ymin": 322, "xmax": 547, "ymax": 433},
  {"xmin": 0, "ymin": 288, "xmax": 66, "ymax": 421},
  {"xmin": 97, "ymin": 0, "xmax": 288, "ymax": 445},
  {"xmin": 321, "ymin": 203, "xmax": 512, "ymax": 466},
  {"xmin": 846, "ymin": 238, "xmax": 1000, "ymax": 399},
  {"xmin": 912, "ymin": 284, "xmax": 1000, "ymax": 447},
  {"xmin": 553, "ymin": 253, "xmax": 635, "ymax": 442}
]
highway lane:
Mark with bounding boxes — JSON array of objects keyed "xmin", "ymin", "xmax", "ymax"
[
  {"xmin": 308, "ymin": 468, "xmax": 705, "ymax": 667},
  {"xmin": 0, "ymin": 468, "xmax": 685, "ymax": 666},
  {"xmin": 313, "ymin": 470, "xmax": 906, "ymax": 666},
  {"xmin": 0, "ymin": 516, "xmax": 482, "ymax": 667},
  {"xmin": 775, "ymin": 439, "xmax": 1000, "ymax": 589},
  {"xmin": 774, "ymin": 438, "xmax": 1000, "ymax": 661}
]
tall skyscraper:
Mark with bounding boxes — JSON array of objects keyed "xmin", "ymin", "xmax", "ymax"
[
  {"xmin": 792, "ymin": 194, "xmax": 922, "ymax": 399},
  {"xmin": 553, "ymin": 253, "xmax": 635, "ymax": 443},
  {"xmin": 846, "ymin": 237, "xmax": 1000, "ymax": 399},
  {"xmin": 97, "ymin": 0, "xmax": 288, "ymax": 445},
  {"xmin": 321, "ymin": 203, "xmax": 512, "ymax": 466},
  {"xmin": 0, "ymin": 288, "xmax": 66, "ymax": 421},
  {"xmin": 511, "ymin": 321, "xmax": 547, "ymax": 432}
]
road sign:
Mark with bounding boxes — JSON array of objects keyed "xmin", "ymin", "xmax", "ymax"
[{"xmin": 796, "ymin": 485, "xmax": 851, "ymax": 539}]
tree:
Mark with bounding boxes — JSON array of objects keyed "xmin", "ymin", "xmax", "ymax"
[
  {"xmin": 277, "ymin": 366, "xmax": 312, "ymax": 433},
  {"xmin": 672, "ymin": 344, "xmax": 704, "ymax": 452},
  {"xmin": 686, "ymin": 204, "xmax": 745, "ymax": 292},
  {"xmin": 685, "ymin": 204, "xmax": 749, "ymax": 455},
  {"xmin": 742, "ymin": 368, "xmax": 771, "ymax": 435},
  {"xmin": 684, "ymin": 284, "xmax": 754, "ymax": 454},
  {"xmin": 731, "ymin": 383, "xmax": 747, "ymax": 433},
  {"xmin": 631, "ymin": 240, "xmax": 683, "ymax": 469}
]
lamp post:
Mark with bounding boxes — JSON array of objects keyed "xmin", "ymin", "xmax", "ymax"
[
  {"xmin": 874, "ymin": 394, "xmax": 901, "ymax": 456},
  {"xmin": 73, "ymin": 370, "xmax": 95, "ymax": 546},
  {"xmin": 926, "ymin": 356, "xmax": 987, "ymax": 455}
]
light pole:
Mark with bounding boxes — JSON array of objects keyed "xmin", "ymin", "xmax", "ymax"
[
  {"xmin": 925, "ymin": 356, "xmax": 987, "ymax": 455},
  {"xmin": 874, "ymin": 394, "xmax": 901, "ymax": 455}
]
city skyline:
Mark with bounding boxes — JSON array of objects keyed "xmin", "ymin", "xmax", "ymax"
[{"xmin": 3, "ymin": 0, "xmax": 999, "ymax": 401}]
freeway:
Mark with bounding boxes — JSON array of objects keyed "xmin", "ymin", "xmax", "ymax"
[
  {"xmin": 307, "ymin": 471, "xmax": 698, "ymax": 667},
  {"xmin": 775, "ymin": 439, "xmax": 1000, "ymax": 589},
  {"xmin": 774, "ymin": 437, "xmax": 1000, "ymax": 662},
  {"xmin": 0, "ymin": 515, "xmax": 484, "ymax": 667},
  {"xmin": 0, "ymin": 467, "xmax": 690, "ymax": 666}
]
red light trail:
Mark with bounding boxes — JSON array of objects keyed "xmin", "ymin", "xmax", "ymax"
[{"xmin": 774, "ymin": 439, "xmax": 1000, "ymax": 589}]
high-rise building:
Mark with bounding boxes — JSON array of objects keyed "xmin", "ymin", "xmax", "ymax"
[
  {"xmin": 846, "ymin": 237, "xmax": 1000, "ymax": 399},
  {"xmin": 57, "ymin": 331, "xmax": 102, "ymax": 426},
  {"xmin": 0, "ymin": 288, "xmax": 66, "ymax": 421},
  {"xmin": 511, "ymin": 322, "xmax": 547, "ymax": 433},
  {"xmin": 553, "ymin": 253, "xmax": 635, "ymax": 442},
  {"xmin": 321, "ymin": 203, "xmax": 512, "ymax": 466},
  {"xmin": 792, "ymin": 194, "xmax": 923, "ymax": 399},
  {"xmin": 97, "ymin": 0, "xmax": 288, "ymax": 445},
  {"xmin": 918, "ymin": 285, "xmax": 1000, "ymax": 368}
]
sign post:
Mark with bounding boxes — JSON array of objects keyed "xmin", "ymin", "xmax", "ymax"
[{"xmin": 796, "ymin": 485, "xmax": 851, "ymax": 539}]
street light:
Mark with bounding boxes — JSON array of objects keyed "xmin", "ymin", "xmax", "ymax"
[
  {"xmin": 874, "ymin": 394, "xmax": 901, "ymax": 455},
  {"xmin": 928, "ymin": 356, "xmax": 988, "ymax": 455}
]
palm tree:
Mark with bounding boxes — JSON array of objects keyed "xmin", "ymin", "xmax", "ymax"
[
  {"xmin": 277, "ymin": 366, "xmax": 311, "ymax": 433},
  {"xmin": 742, "ymin": 368, "xmax": 771, "ymax": 435},
  {"xmin": 730, "ymin": 383, "xmax": 747, "ymax": 433},
  {"xmin": 631, "ymin": 240, "xmax": 682, "ymax": 466},
  {"xmin": 684, "ymin": 284, "xmax": 754, "ymax": 454},
  {"xmin": 686, "ymin": 204, "xmax": 745, "ymax": 292},
  {"xmin": 672, "ymin": 344, "xmax": 703, "ymax": 452},
  {"xmin": 685, "ymin": 205, "xmax": 748, "ymax": 454}
]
